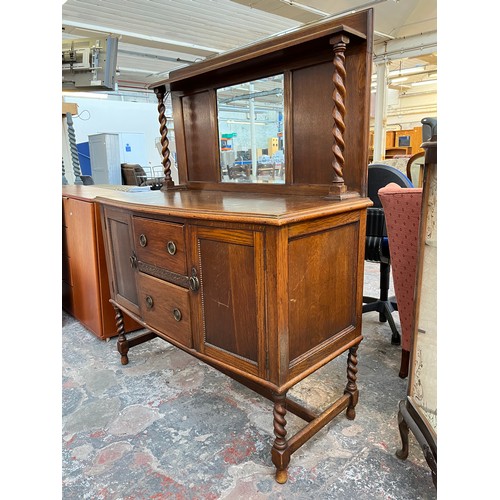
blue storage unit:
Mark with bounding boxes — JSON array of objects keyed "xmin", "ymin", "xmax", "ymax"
[{"xmin": 77, "ymin": 142, "xmax": 92, "ymax": 176}]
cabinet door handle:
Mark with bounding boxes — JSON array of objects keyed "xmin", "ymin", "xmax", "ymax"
[
  {"xmin": 145, "ymin": 295, "xmax": 154, "ymax": 310},
  {"xmin": 166, "ymin": 240, "xmax": 177, "ymax": 255},
  {"xmin": 173, "ymin": 308, "xmax": 182, "ymax": 322},
  {"xmin": 130, "ymin": 253, "xmax": 138, "ymax": 269},
  {"xmin": 139, "ymin": 234, "xmax": 148, "ymax": 247}
]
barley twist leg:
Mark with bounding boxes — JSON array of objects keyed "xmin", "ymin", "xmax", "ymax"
[
  {"xmin": 114, "ymin": 306, "xmax": 129, "ymax": 365},
  {"xmin": 344, "ymin": 344, "xmax": 359, "ymax": 420},
  {"xmin": 271, "ymin": 392, "xmax": 290, "ymax": 483}
]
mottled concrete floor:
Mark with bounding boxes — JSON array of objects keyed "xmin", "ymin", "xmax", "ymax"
[{"xmin": 62, "ymin": 262, "xmax": 436, "ymax": 499}]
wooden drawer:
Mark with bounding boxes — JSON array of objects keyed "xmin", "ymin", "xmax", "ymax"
[
  {"xmin": 137, "ymin": 272, "xmax": 192, "ymax": 348},
  {"xmin": 133, "ymin": 217, "xmax": 186, "ymax": 275}
]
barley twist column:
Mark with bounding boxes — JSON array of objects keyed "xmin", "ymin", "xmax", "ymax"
[
  {"xmin": 271, "ymin": 392, "xmax": 290, "ymax": 483},
  {"xmin": 154, "ymin": 85, "xmax": 175, "ymax": 190},
  {"xmin": 328, "ymin": 34, "xmax": 350, "ymax": 199},
  {"xmin": 66, "ymin": 112, "xmax": 83, "ymax": 185},
  {"xmin": 114, "ymin": 306, "xmax": 129, "ymax": 365},
  {"xmin": 344, "ymin": 344, "xmax": 359, "ymax": 420},
  {"xmin": 62, "ymin": 157, "xmax": 68, "ymax": 185}
]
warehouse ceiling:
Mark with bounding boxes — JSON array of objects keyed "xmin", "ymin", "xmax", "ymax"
[{"xmin": 62, "ymin": 0, "xmax": 437, "ymax": 93}]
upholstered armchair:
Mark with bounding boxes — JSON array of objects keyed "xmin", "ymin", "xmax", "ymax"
[
  {"xmin": 378, "ymin": 183, "xmax": 423, "ymax": 378},
  {"xmin": 362, "ymin": 164, "xmax": 413, "ymax": 347}
]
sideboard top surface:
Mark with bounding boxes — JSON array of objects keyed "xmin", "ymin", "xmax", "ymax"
[{"xmin": 62, "ymin": 186, "xmax": 371, "ymax": 226}]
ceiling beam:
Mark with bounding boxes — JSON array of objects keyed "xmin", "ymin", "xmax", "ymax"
[{"xmin": 373, "ymin": 31, "xmax": 437, "ymax": 62}]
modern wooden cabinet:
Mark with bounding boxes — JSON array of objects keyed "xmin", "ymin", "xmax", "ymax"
[
  {"xmin": 62, "ymin": 187, "xmax": 141, "ymax": 339},
  {"xmin": 97, "ymin": 9, "xmax": 374, "ymax": 482}
]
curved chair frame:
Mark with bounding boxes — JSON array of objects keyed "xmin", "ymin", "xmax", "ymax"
[{"xmin": 406, "ymin": 151, "xmax": 425, "ymax": 187}]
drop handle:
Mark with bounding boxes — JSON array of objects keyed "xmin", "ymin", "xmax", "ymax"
[
  {"xmin": 139, "ymin": 234, "xmax": 148, "ymax": 247},
  {"xmin": 166, "ymin": 240, "xmax": 177, "ymax": 255},
  {"xmin": 145, "ymin": 295, "xmax": 154, "ymax": 310},
  {"xmin": 189, "ymin": 267, "xmax": 200, "ymax": 292}
]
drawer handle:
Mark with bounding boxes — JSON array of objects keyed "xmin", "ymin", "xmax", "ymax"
[
  {"xmin": 139, "ymin": 234, "xmax": 148, "ymax": 247},
  {"xmin": 145, "ymin": 295, "xmax": 154, "ymax": 310},
  {"xmin": 166, "ymin": 241, "xmax": 177, "ymax": 255},
  {"xmin": 173, "ymin": 308, "xmax": 182, "ymax": 322}
]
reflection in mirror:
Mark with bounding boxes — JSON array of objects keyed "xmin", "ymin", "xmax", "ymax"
[{"xmin": 217, "ymin": 75, "xmax": 285, "ymax": 184}]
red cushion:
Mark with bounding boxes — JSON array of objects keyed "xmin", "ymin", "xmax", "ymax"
[{"xmin": 378, "ymin": 183, "xmax": 423, "ymax": 351}]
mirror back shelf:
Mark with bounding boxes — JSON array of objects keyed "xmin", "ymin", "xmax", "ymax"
[{"xmin": 150, "ymin": 9, "xmax": 373, "ymax": 198}]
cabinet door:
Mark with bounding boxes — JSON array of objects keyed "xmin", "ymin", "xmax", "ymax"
[
  {"xmin": 190, "ymin": 226, "xmax": 265, "ymax": 377},
  {"xmin": 102, "ymin": 206, "xmax": 141, "ymax": 316},
  {"xmin": 63, "ymin": 197, "xmax": 103, "ymax": 334}
]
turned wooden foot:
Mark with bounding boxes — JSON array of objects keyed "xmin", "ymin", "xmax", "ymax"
[
  {"xmin": 275, "ymin": 468, "xmax": 288, "ymax": 484},
  {"xmin": 396, "ymin": 401, "xmax": 409, "ymax": 460},
  {"xmin": 114, "ymin": 306, "xmax": 129, "ymax": 365},
  {"xmin": 271, "ymin": 392, "xmax": 290, "ymax": 483},
  {"xmin": 344, "ymin": 344, "xmax": 359, "ymax": 420}
]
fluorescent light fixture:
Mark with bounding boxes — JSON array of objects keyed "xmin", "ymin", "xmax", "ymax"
[
  {"xmin": 411, "ymin": 79, "xmax": 437, "ymax": 87},
  {"xmin": 117, "ymin": 67, "xmax": 155, "ymax": 75},
  {"xmin": 62, "ymin": 91, "xmax": 109, "ymax": 99},
  {"xmin": 389, "ymin": 77, "xmax": 408, "ymax": 83},
  {"xmin": 227, "ymin": 120, "xmax": 266, "ymax": 126},
  {"xmin": 388, "ymin": 67, "xmax": 426, "ymax": 77},
  {"xmin": 279, "ymin": 0, "xmax": 329, "ymax": 16},
  {"xmin": 279, "ymin": 0, "xmax": 388, "ymax": 20}
]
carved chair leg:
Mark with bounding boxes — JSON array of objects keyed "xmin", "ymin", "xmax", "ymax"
[
  {"xmin": 271, "ymin": 392, "xmax": 290, "ymax": 484},
  {"xmin": 396, "ymin": 401, "xmax": 409, "ymax": 460},
  {"xmin": 399, "ymin": 349, "xmax": 410, "ymax": 379},
  {"xmin": 344, "ymin": 344, "xmax": 359, "ymax": 420},
  {"xmin": 114, "ymin": 306, "xmax": 129, "ymax": 365}
]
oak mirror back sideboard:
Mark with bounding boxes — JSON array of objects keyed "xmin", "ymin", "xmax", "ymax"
[{"xmin": 97, "ymin": 8, "xmax": 374, "ymax": 483}]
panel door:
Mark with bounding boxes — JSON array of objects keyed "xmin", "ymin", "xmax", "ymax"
[
  {"xmin": 63, "ymin": 197, "xmax": 103, "ymax": 334},
  {"xmin": 102, "ymin": 206, "xmax": 141, "ymax": 316},
  {"xmin": 190, "ymin": 226, "xmax": 265, "ymax": 377},
  {"xmin": 287, "ymin": 210, "xmax": 365, "ymax": 377}
]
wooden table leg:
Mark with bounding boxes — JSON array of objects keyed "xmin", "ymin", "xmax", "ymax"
[
  {"xmin": 271, "ymin": 391, "xmax": 290, "ymax": 484},
  {"xmin": 396, "ymin": 400, "xmax": 409, "ymax": 460},
  {"xmin": 114, "ymin": 306, "xmax": 129, "ymax": 365},
  {"xmin": 344, "ymin": 344, "xmax": 359, "ymax": 420}
]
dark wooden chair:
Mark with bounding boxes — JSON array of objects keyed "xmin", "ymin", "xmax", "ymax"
[
  {"xmin": 362, "ymin": 164, "xmax": 413, "ymax": 347},
  {"xmin": 121, "ymin": 163, "xmax": 147, "ymax": 185}
]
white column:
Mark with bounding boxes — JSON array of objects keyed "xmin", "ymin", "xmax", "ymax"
[
  {"xmin": 373, "ymin": 61, "xmax": 388, "ymax": 162},
  {"xmin": 249, "ymin": 82, "xmax": 257, "ymax": 181}
]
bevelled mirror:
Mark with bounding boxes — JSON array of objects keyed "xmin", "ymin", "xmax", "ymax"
[{"xmin": 217, "ymin": 74, "xmax": 285, "ymax": 184}]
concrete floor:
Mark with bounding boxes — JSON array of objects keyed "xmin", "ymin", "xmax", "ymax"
[{"xmin": 62, "ymin": 262, "xmax": 436, "ymax": 499}]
